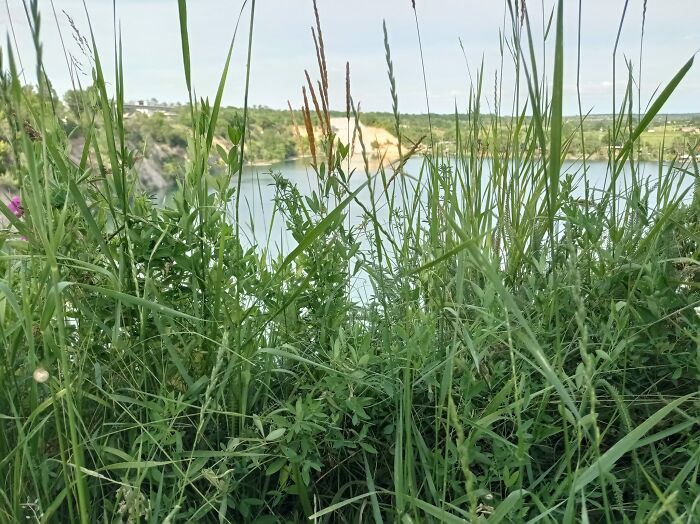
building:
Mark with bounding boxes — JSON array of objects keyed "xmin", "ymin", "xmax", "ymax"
[{"xmin": 124, "ymin": 100, "xmax": 177, "ymax": 118}]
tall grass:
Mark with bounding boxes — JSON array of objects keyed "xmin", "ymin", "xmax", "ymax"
[{"xmin": 1, "ymin": 0, "xmax": 699, "ymax": 522}]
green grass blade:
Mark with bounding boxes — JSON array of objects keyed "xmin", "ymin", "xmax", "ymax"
[
  {"xmin": 547, "ymin": 0, "xmax": 565, "ymax": 229},
  {"xmin": 276, "ymin": 178, "xmax": 369, "ymax": 275},
  {"xmin": 177, "ymin": 0, "xmax": 192, "ymax": 96},
  {"xmin": 614, "ymin": 55, "xmax": 694, "ymax": 176},
  {"xmin": 77, "ymin": 284, "xmax": 203, "ymax": 322},
  {"xmin": 308, "ymin": 492, "xmax": 378, "ymax": 519},
  {"xmin": 573, "ymin": 394, "xmax": 693, "ymax": 492},
  {"xmin": 487, "ymin": 490, "xmax": 527, "ymax": 523}
]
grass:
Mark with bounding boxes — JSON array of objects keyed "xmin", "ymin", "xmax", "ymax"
[{"xmin": 1, "ymin": 0, "xmax": 699, "ymax": 522}]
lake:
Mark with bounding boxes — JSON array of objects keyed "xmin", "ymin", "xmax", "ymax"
[{"xmin": 233, "ymin": 157, "xmax": 694, "ymax": 257}]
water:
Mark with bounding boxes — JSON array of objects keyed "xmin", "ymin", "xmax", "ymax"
[{"xmin": 232, "ymin": 157, "xmax": 692, "ymax": 256}]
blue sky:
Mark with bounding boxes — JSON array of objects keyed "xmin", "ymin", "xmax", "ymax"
[{"xmin": 1, "ymin": 0, "xmax": 699, "ymax": 114}]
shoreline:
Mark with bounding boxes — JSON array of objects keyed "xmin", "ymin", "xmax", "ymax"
[{"xmin": 0, "ymin": 152, "xmax": 687, "ymax": 194}]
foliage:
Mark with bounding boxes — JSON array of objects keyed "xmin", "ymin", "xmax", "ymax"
[{"xmin": 0, "ymin": 1, "xmax": 699, "ymax": 523}]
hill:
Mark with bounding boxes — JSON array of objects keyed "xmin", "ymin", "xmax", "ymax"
[{"xmin": 2, "ymin": 88, "xmax": 699, "ymax": 192}]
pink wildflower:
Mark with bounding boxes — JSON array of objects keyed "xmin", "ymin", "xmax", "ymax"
[{"xmin": 8, "ymin": 196, "xmax": 24, "ymax": 218}]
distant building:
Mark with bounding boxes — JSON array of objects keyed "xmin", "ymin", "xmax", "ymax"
[{"xmin": 124, "ymin": 100, "xmax": 176, "ymax": 117}]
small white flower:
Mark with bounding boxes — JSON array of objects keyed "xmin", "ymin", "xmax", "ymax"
[
  {"xmin": 695, "ymin": 306, "xmax": 700, "ymax": 319},
  {"xmin": 33, "ymin": 368, "xmax": 50, "ymax": 384}
]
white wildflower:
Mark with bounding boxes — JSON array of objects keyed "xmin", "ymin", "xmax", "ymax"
[{"xmin": 33, "ymin": 368, "xmax": 49, "ymax": 384}]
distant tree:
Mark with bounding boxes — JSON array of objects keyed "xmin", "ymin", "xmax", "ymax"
[{"xmin": 64, "ymin": 85, "xmax": 99, "ymax": 117}]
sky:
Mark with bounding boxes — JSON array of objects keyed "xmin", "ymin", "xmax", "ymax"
[{"xmin": 1, "ymin": 0, "xmax": 699, "ymax": 115}]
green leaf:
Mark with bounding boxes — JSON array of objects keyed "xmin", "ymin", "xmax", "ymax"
[
  {"xmin": 177, "ymin": 0, "xmax": 192, "ymax": 95},
  {"xmin": 0, "ymin": 280, "xmax": 22, "ymax": 320},
  {"xmin": 265, "ymin": 457, "xmax": 286, "ymax": 476},
  {"xmin": 257, "ymin": 347, "xmax": 337, "ymax": 374},
  {"xmin": 614, "ymin": 55, "xmax": 694, "ymax": 177},
  {"xmin": 410, "ymin": 237, "xmax": 480, "ymax": 275},
  {"xmin": 308, "ymin": 492, "xmax": 378, "ymax": 520},
  {"xmin": 363, "ymin": 453, "xmax": 384, "ymax": 524},
  {"xmin": 359, "ymin": 442, "xmax": 378, "ymax": 455},
  {"xmin": 573, "ymin": 394, "xmax": 693, "ymax": 491},
  {"xmin": 276, "ymin": 178, "xmax": 370, "ymax": 276},
  {"xmin": 265, "ymin": 428, "xmax": 286, "ymax": 442},
  {"xmin": 404, "ymin": 496, "xmax": 469, "ymax": 523},
  {"xmin": 547, "ymin": 0, "xmax": 565, "ymax": 230},
  {"xmin": 487, "ymin": 490, "xmax": 527, "ymax": 523},
  {"xmin": 78, "ymin": 284, "xmax": 203, "ymax": 321},
  {"xmin": 206, "ymin": 39, "xmax": 234, "ymax": 151}
]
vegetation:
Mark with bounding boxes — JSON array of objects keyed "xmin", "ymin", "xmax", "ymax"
[
  {"xmin": 4, "ymin": 95, "xmax": 700, "ymax": 193},
  {"xmin": 1, "ymin": 0, "xmax": 699, "ymax": 523},
  {"xmin": 2, "ymin": 91, "xmax": 303, "ymax": 191},
  {"xmin": 358, "ymin": 112, "xmax": 700, "ymax": 159}
]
